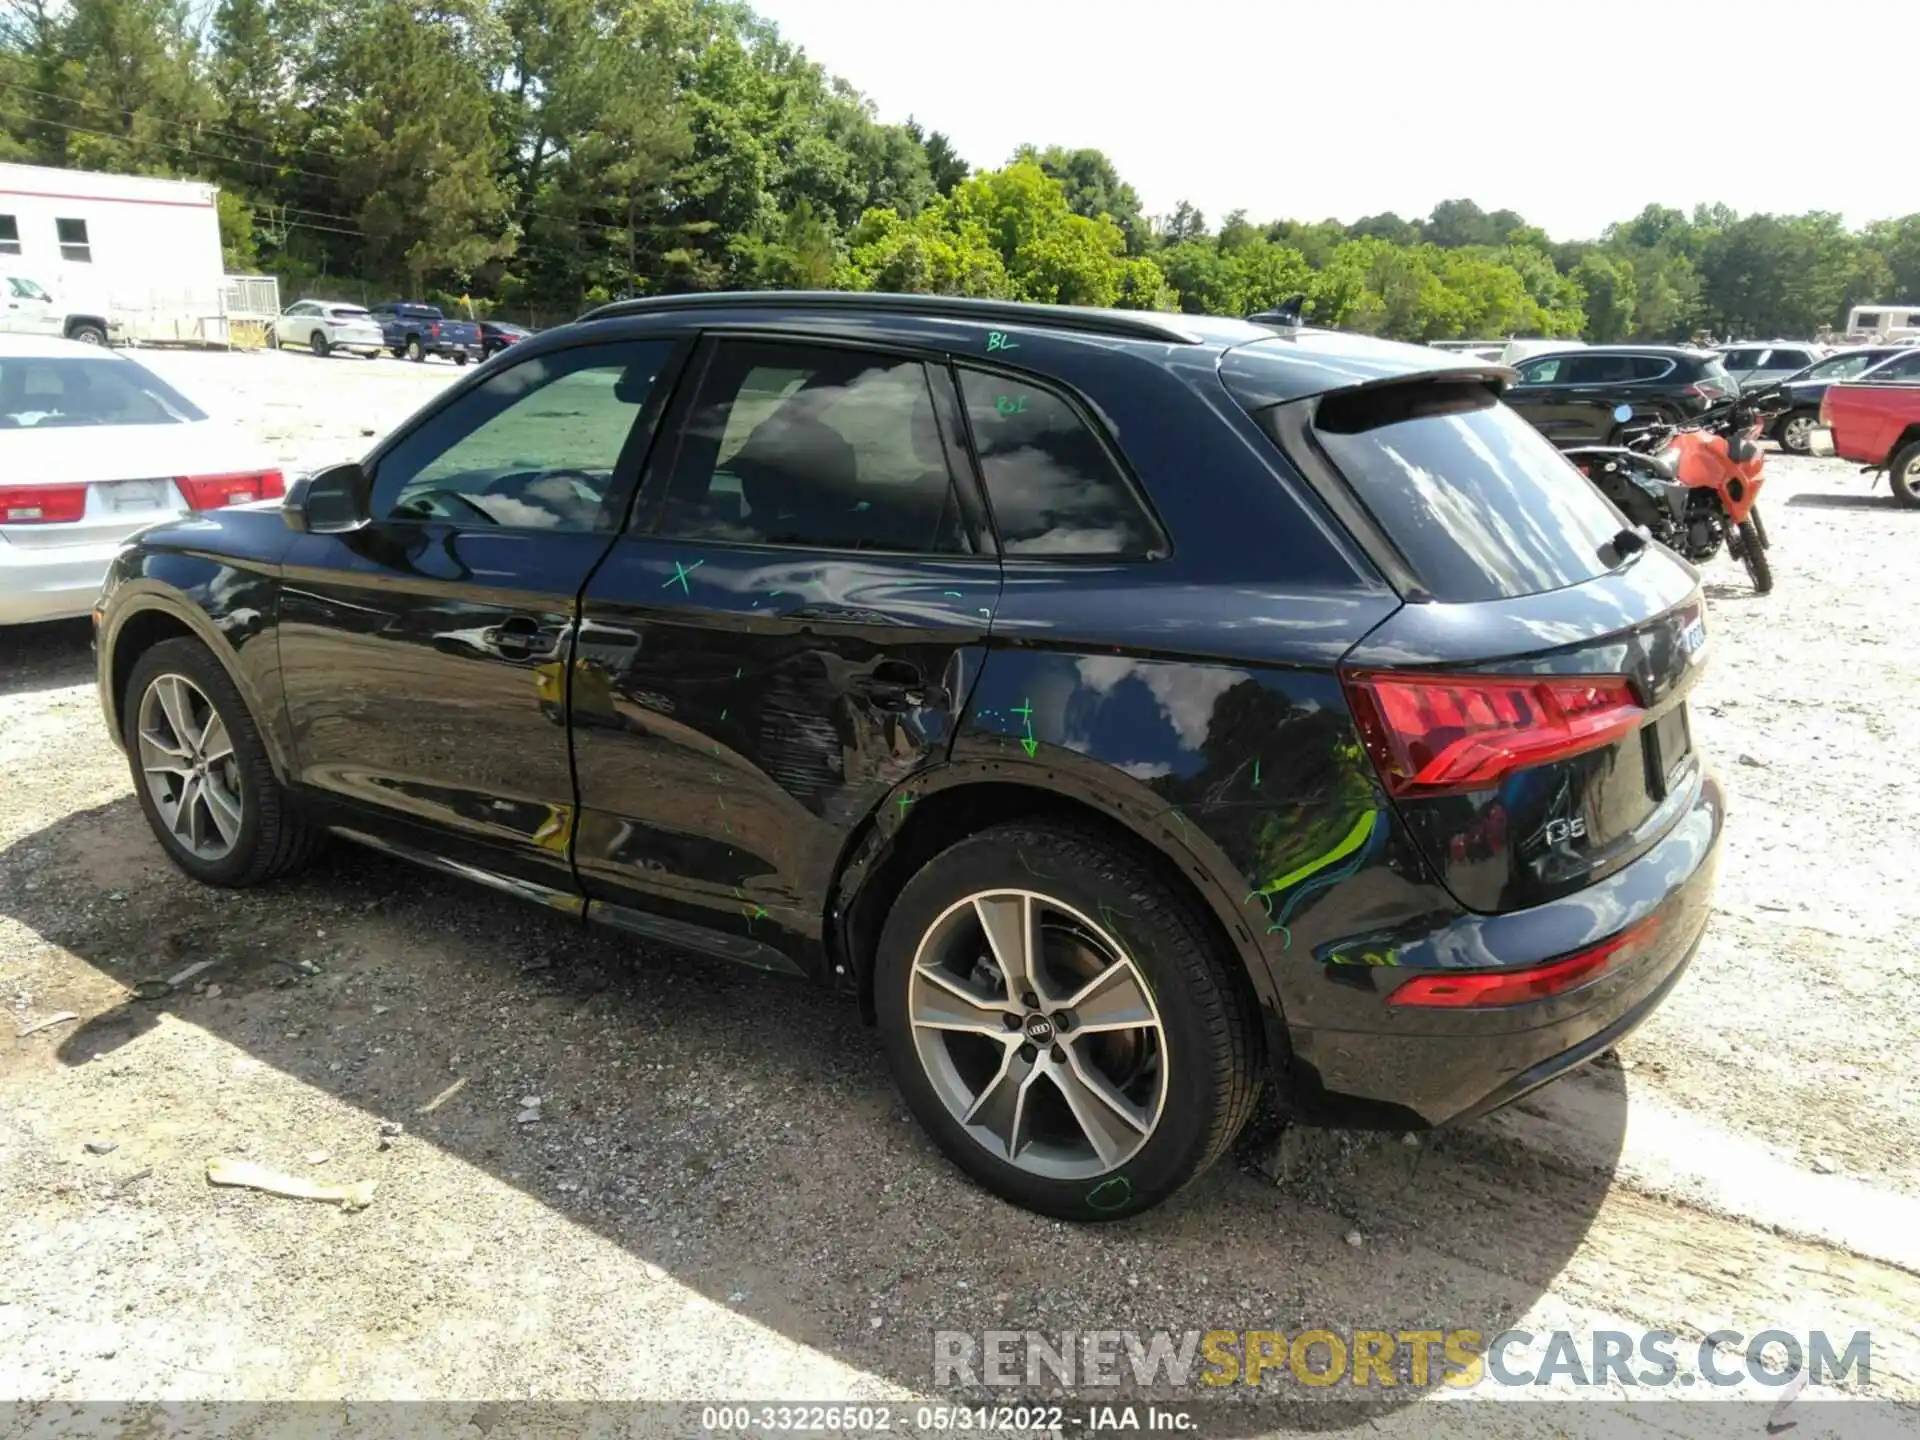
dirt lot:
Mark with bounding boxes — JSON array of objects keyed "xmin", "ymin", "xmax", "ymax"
[{"xmin": 2, "ymin": 348, "xmax": 1918, "ymax": 1430}]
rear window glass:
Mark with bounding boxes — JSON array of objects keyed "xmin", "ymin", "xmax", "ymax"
[
  {"xmin": 1298, "ymin": 381, "xmax": 1628, "ymax": 603},
  {"xmin": 0, "ymin": 356, "xmax": 206, "ymax": 428},
  {"xmin": 1698, "ymin": 358, "xmax": 1735, "ymax": 389}
]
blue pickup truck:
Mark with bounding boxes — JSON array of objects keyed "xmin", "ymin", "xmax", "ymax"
[{"xmin": 368, "ymin": 301, "xmax": 484, "ymax": 365}]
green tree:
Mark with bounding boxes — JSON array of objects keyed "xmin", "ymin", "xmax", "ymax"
[
  {"xmin": 1573, "ymin": 251, "xmax": 1637, "ymax": 342},
  {"xmin": 1020, "ymin": 143, "xmax": 1146, "ymax": 253}
]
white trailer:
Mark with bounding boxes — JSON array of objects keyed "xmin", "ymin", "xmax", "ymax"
[{"xmin": 0, "ymin": 162, "xmax": 257, "ymax": 345}]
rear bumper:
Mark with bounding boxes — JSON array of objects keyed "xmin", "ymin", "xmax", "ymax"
[
  {"xmin": 0, "ymin": 537, "xmax": 118, "ymax": 625},
  {"xmin": 1285, "ymin": 766, "xmax": 1724, "ymax": 1128}
]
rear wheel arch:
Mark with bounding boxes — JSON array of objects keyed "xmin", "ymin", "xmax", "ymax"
[
  {"xmin": 64, "ymin": 316, "xmax": 109, "ymax": 344},
  {"xmin": 827, "ymin": 772, "xmax": 1285, "ymax": 1059}
]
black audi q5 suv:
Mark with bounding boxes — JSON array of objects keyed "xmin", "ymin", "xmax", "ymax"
[{"xmin": 96, "ymin": 292, "xmax": 1721, "ymax": 1220}]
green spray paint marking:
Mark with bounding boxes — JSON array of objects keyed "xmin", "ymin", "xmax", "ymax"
[
  {"xmin": 943, "ymin": 590, "xmax": 963, "ymax": 598},
  {"xmin": 896, "ymin": 792, "xmax": 916, "ymax": 818},
  {"xmin": 986, "ymin": 331, "xmax": 1018, "ymax": 352},
  {"xmin": 744, "ymin": 903, "xmax": 768, "ymax": 933},
  {"xmin": 720, "ymin": 708, "xmax": 728, "ymax": 722},
  {"xmin": 1085, "ymin": 1176, "xmax": 1132, "ymax": 1211},
  {"xmin": 663, "ymin": 559, "xmax": 703, "ymax": 593},
  {"xmin": 1097, "ymin": 901, "xmax": 1134, "ymax": 932},
  {"xmin": 994, "ymin": 394, "xmax": 1030, "ymax": 416},
  {"xmin": 1253, "ymin": 759, "xmax": 1261, "ymax": 788},
  {"xmin": 1012, "ymin": 698, "xmax": 1037, "ymax": 757},
  {"xmin": 1016, "ymin": 850, "xmax": 1054, "ymax": 882},
  {"xmin": 735, "ymin": 667, "xmax": 743, "ymax": 679},
  {"xmin": 1250, "ymin": 811, "xmax": 1377, "ymax": 902},
  {"xmin": 1247, "ymin": 811, "xmax": 1382, "ymax": 948}
]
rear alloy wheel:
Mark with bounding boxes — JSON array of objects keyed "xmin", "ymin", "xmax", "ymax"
[
  {"xmin": 68, "ymin": 323, "xmax": 107, "ymax": 345},
  {"xmin": 1776, "ymin": 410, "xmax": 1817, "ymax": 455},
  {"xmin": 405, "ymin": 335, "xmax": 425, "ymax": 362},
  {"xmin": 1890, "ymin": 441, "xmax": 1920, "ymax": 510},
  {"xmin": 309, "ymin": 330, "xmax": 329, "ymax": 358},
  {"xmin": 875, "ymin": 820, "xmax": 1262, "ymax": 1220},
  {"xmin": 124, "ymin": 637, "xmax": 322, "ymax": 886}
]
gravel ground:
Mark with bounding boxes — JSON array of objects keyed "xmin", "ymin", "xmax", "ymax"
[{"xmin": 2, "ymin": 348, "xmax": 1918, "ymax": 1433}]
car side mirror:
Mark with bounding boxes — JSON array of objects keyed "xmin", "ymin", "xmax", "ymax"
[{"xmin": 284, "ymin": 461, "xmax": 372, "ymax": 534}]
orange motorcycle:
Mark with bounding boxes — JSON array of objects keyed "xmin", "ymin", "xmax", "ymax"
[{"xmin": 1564, "ymin": 389, "xmax": 1787, "ymax": 594}]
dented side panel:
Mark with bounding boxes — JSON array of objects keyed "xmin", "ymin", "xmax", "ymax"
[{"xmin": 951, "ymin": 643, "xmax": 1464, "ymax": 1032}]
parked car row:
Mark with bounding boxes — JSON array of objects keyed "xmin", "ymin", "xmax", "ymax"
[
  {"xmin": 1487, "ymin": 336, "xmax": 1920, "ymax": 458},
  {"xmin": 268, "ymin": 301, "xmax": 534, "ymax": 363}
]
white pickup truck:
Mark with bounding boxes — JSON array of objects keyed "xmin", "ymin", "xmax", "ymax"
[{"xmin": 0, "ymin": 267, "xmax": 116, "ymax": 346}]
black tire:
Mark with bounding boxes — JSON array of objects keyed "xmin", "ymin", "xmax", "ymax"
[
  {"xmin": 1736, "ymin": 520, "xmax": 1773, "ymax": 594},
  {"xmin": 68, "ymin": 322, "xmax": 108, "ymax": 346},
  {"xmin": 365, "ymin": 349, "xmax": 380, "ymax": 360},
  {"xmin": 122, "ymin": 637, "xmax": 323, "ymax": 887},
  {"xmin": 1890, "ymin": 441, "xmax": 1920, "ymax": 510},
  {"xmin": 1749, "ymin": 503, "xmax": 1769, "ymax": 550},
  {"xmin": 874, "ymin": 818, "xmax": 1263, "ymax": 1221},
  {"xmin": 1775, "ymin": 410, "xmax": 1817, "ymax": 455},
  {"xmin": 309, "ymin": 330, "xmax": 329, "ymax": 358},
  {"xmin": 265, "ymin": 328, "xmax": 280, "ymax": 350},
  {"xmin": 405, "ymin": 335, "xmax": 425, "ymax": 362},
  {"xmin": 453, "ymin": 351, "xmax": 469, "ymax": 367}
]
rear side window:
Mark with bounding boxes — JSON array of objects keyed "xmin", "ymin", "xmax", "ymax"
[
  {"xmin": 1515, "ymin": 358, "xmax": 1562, "ymax": 384},
  {"xmin": 653, "ymin": 339, "xmax": 973, "ymax": 555},
  {"xmin": 955, "ymin": 367, "xmax": 1162, "ymax": 557},
  {"xmin": 1295, "ymin": 381, "xmax": 1628, "ymax": 603},
  {"xmin": 1628, "ymin": 356, "xmax": 1674, "ymax": 380}
]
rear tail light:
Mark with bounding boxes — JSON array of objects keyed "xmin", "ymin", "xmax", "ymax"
[
  {"xmin": 0, "ymin": 485, "xmax": 88, "ymax": 524},
  {"xmin": 1688, "ymin": 382, "xmax": 1715, "ymax": 401},
  {"xmin": 429, "ymin": 322, "xmax": 441, "ymax": 338},
  {"xmin": 1388, "ymin": 914, "xmax": 1665, "ymax": 1007},
  {"xmin": 176, "ymin": 470, "xmax": 286, "ymax": 510},
  {"xmin": 1342, "ymin": 670, "xmax": 1645, "ymax": 797}
]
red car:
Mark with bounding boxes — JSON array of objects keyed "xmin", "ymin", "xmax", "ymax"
[
  {"xmin": 478, "ymin": 320, "xmax": 533, "ymax": 360},
  {"xmin": 1818, "ymin": 348, "xmax": 1920, "ymax": 506}
]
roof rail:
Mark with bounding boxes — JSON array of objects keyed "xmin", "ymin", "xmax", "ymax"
[{"xmin": 575, "ymin": 290, "xmax": 1207, "ymax": 345}]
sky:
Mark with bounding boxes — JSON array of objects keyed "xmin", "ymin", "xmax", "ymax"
[{"xmin": 748, "ymin": 0, "xmax": 1899, "ymax": 242}]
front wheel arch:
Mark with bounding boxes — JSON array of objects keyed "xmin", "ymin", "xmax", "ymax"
[{"xmin": 102, "ymin": 594, "xmax": 295, "ymax": 785}]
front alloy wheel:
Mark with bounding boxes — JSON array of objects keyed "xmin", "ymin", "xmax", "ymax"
[
  {"xmin": 137, "ymin": 673, "xmax": 245, "ymax": 861},
  {"xmin": 122, "ymin": 636, "xmax": 322, "ymax": 886},
  {"xmin": 908, "ymin": 889, "xmax": 1167, "ymax": 1179}
]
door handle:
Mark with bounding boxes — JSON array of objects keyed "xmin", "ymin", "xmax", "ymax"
[{"xmin": 778, "ymin": 601, "xmax": 895, "ymax": 627}]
